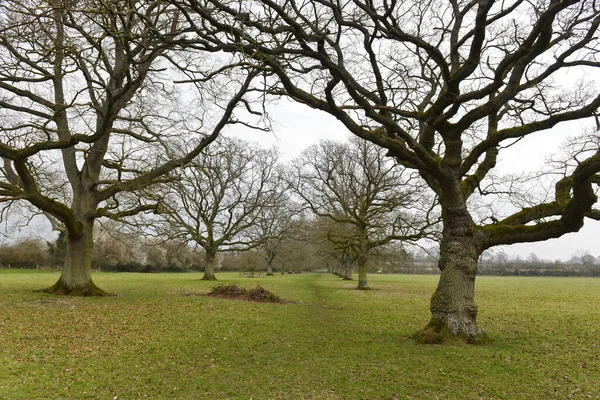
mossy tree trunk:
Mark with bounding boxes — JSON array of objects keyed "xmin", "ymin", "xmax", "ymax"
[
  {"xmin": 356, "ymin": 225, "xmax": 369, "ymax": 289},
  {"xmin": 356, "ymin": 260, "xmax": 367, "ymax": 288},
  {"xmin": 202, "ymin": 247, "xmax": 218, "ymax": 280},
  {"xmin": 415, "ymin": 207, "xmax": 486, "ymax": 344},
  {"xmin": 39, "ymin": 219, "xmax": 109, "ymax": 296}
]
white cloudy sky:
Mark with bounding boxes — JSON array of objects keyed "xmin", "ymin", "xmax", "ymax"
[{"xmin": 230, "ymin": 99, "xmax": 600, "ymax": 261}]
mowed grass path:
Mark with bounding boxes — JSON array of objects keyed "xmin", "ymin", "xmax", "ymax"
[{"xmin": 0, "ymin": 271, "xmax": 599, "ymax": 399}]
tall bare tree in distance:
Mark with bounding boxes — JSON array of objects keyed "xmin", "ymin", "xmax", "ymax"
[
  {"xmin": 0, "ymin": 0, "xmax": 263, "ymax": 295},
  {"xmin": 152, "ymin": 137, "xmax": 286, "ymax": 280},
  {"xmin": 311, "ymin": 216, "xmax": 359, "ymax": 280},
  {"xmin": 251, "ymin": 196, "xmax": 296, "ymax": 276},
  {"xmin": 174, "ymin": 0, "xmax": 600, "ymax": 341},
  {"xmin": 289, "ymin": 137, "xmax": 434, "ymax": 289}
]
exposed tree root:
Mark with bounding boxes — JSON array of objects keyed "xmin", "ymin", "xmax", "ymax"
[
  {"xmin": 413, "ymin": 320, "xmax": 489, "ymax": 345},
  {"xmin": 36, "ymin": 279, "xmax": 112, "ymax": 297}
]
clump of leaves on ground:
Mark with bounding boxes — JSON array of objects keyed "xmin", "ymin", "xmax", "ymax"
[{"xmin": 207, "ymin": 283, "xmax": 285, "ymax": 303}]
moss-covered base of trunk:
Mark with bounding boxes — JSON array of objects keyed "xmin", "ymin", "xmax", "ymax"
[
  {"xmin": 342, "ymin": 276, "xmax": 353, "ymax": 281},
  {"xmin": 355, "ymin": 285, "xmax": 370, "ymax": 290},
  {"xmin": 36, "ymin": 279, "xmax": 112, "ymax": 297},
  {"xmin": 266, "ymin": 273, "xmax": 274, "ymax": 276},
  {"xmin": 413, "ymin": 319, "xmax": 489, "ymax": 345},
  {"xmin": 201, "ymin": 275, "xmax": 218, "ymax": 281}
]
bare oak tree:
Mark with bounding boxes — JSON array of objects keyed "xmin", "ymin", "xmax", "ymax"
[
  {"xmin": 311, "ymin": 215, "xmax": 358, "ymax": 280},
  {"xmin": 175, "ymin": 0, "xmax": 600, "ymax": 341},
  {"xmin": 0, "ymin": 0, "xmax": 261, "ymax": 295},
  {"xmin": 250, "ymin": 196, "xmax": 296, "ymax": 276},
  {"xmin": 154, "ymin": 137, "xmax": 286, "ymax": 280},
  {"xmin": 289, "ymin": 136, "xmax": 433, "ymax": 289},
  {"xmin": 269, "ymin": 217, "xmax": 320, "ymax": 274}
]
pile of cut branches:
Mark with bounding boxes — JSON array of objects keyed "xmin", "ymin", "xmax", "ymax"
[{"xmin": 207, "ymin": 284, "xmax": 284, "ymax": 303}]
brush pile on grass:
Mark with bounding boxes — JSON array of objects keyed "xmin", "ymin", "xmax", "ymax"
[{"xmin": 207, "ymin": 284, "xmax": 284, "ymax": 303}]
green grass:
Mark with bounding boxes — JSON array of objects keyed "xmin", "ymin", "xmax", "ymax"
[{"xmin": 1, "ymin": 270, "xmax": 599, "ymax": 399}]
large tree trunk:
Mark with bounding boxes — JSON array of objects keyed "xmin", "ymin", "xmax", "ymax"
[
  {"xmin": 342, "ymin": 260, "xmax": 353, "ymax": 280},
  {"xmin": 266, "ymin": 252, "xmax": 275, "ymax": 276},
  {"xmin": 202, "ymin": 248, "xmax": 217, "ymax": 280},
  {"xmin": 332, "ymin": 264, "xmax": 341, "ymax": 277},
  {"xmin": 356, "ymin": 259, "xmax": 368, "ymax": 289},
  {"xmin": 39, "ymin": 220, "xmax": 109, "ymax": 296},
  {"xmin": 414, "ymin": 210, "xmax": 487, "ymax": 344},
  {"xmin": 356, "ymin": 227, "xmax": 368, "ymax": 289}
]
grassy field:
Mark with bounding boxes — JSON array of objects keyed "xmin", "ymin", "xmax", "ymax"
[{"xmin": 0, "ymin": 270, "xmax": 599, "ymax": 399}]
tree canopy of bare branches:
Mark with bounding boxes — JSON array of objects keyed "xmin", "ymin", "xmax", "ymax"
[
  {"xmin": 289, "ymin": 136, "xmax": 434, "ymax": 289},
  {"xmin": 173, "ymin": 0, "xmax": 600, "ymax": 341},
  {"xmin": 0, "ymin": 0, "xmax": 263, "ymax": 295},
  {"xmin": 153, "ymin": 137, "xmax": 286, "ymax": 280}
]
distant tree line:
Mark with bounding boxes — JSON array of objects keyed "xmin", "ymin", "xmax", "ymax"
[
  {"xmin": 393, "ymin": 249, "xmax": 600, "ymax": 277},
  {"xmin": 476, "ymin": 250, "xmax": 600, "ymax": 277},
  {"xmin": 3, "ymin": 231, "xmax": 598, "ymax": 278},
  {"xmin": 0, "ymin": 233, "xmax": 204, "ymax": 273},
  {"xmin": 0, "ymin": 239, "xmax": 50, "ymax": 269}
]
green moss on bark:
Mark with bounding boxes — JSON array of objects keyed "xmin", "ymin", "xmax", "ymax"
[
  {"xmin": 36, "ymin": 279, "xmax": 112, "ymax": 297},
  {"xmin": 413, "ymin": 319, "xmax": 489, "ymax": 345}
]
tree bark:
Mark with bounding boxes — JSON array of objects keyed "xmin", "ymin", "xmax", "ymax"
[
  {"xmin": 202, "ymin": 248, "xmax": 218, "ymax": 280},
  {"xmin": 356, "ymin": 258, "xmax": 368, "ymax": 289},
  {"xmin": 356, "ymin": 227, "xmax": 368, "ymax": 289},
  {"xmin": 414, "ymin": 210, "xmax": 487, "ymax": 344},
  {"xmin": 342, "ymin": 260, "xmax": 353, "ymax": 280},
  {"xmin": 39, "ymin": 220, "xmax": 109, "ymax": 296},
  {"xmin": 266, "ymin": 252, "xmax": 275, "ymax": 276},
  {"xmin": 333, "ymin": 265, "xmax": 341, "ymax": 277}
]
